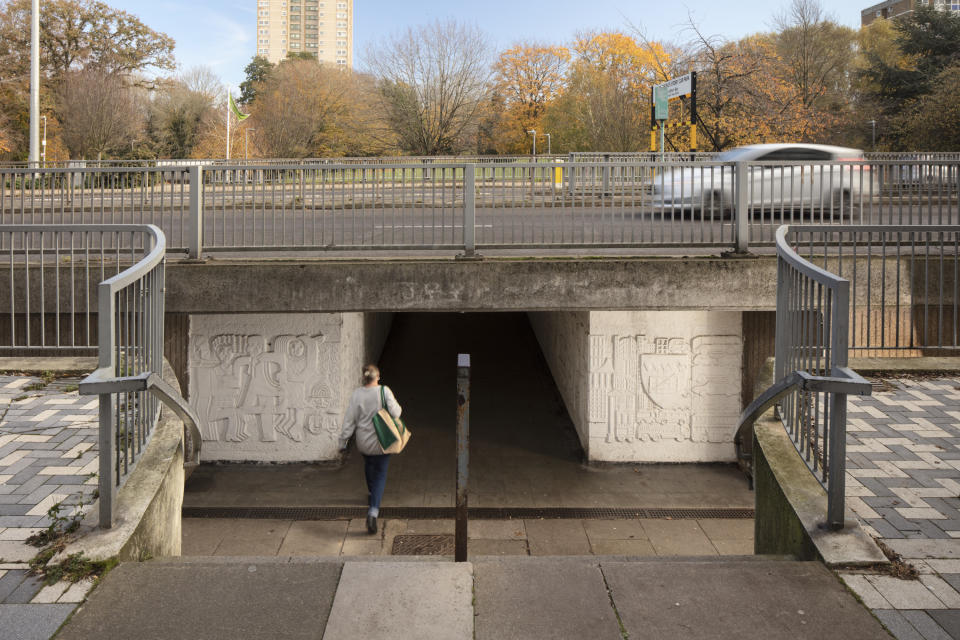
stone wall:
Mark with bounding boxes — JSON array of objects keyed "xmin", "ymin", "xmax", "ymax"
[{"xmin": 188, "ymin": 312, "xmax": 382, "ymax": 463}]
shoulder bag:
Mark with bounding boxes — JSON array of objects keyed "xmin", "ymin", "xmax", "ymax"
[{"xmin": 371, "ymin": 385, "xmax": 411, "ymax": 454}]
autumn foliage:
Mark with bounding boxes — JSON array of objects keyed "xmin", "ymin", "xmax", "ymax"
[{"xmin": 1, "ymin": 0, "xmax": 958, "ymax": 160}]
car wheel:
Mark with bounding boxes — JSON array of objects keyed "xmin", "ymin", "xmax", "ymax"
[
  {"xmin": 829, "ymin": 188, "xmax": 852, "ymax": 221},
  {"xmin": 697, "ymin": 190, "xmax": 733, "ymax": 221}
]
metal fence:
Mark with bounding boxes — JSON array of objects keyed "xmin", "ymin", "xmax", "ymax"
[
  {"xmin": 0, "ymin": 224, "xmax": 165, "ymax": 527},
  {"xmin": 1, "ymin": 225, "xmax": 160, "ymax": 352},
  {"xmin": 786, "ymin": 226, "xmax": 960, "ymax": 355},
  {"xmin": 752, "ymin": 224, "xmax": 959, "ymax": 527},
  {"xmin": 3, "ymin": 158, "xmax": 959, "ymax": 256}
]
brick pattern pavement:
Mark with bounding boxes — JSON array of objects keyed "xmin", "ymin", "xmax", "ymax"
[
  {"xmin": 845, "ymin": 378, "xmax": 960, "ymax": 540},
  {"xmin": 0, "ymin": 375, "xmax": 99, "ymax": 639},
  {"xmin": 0, "ymin": 375, "xmax": 98, "ymax": 531},
  {"xmin": 840, "ymin": 377, "xmax": 960, "ymax": 640}
]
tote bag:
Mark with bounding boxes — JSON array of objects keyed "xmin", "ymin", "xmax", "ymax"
[{"xmin": 371, "ymin": 386, "xmax": 411, "ymax": 454}]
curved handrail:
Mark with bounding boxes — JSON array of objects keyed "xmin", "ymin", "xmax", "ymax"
[
  {"xmin": 775, "ymin": 225, "xmax": 849, "ymax": 288},
  {"xmin": 735, "ymin": 369, "xmax": 871, "ymax": 488},
  {"xmin": 80, "ymin": 371, "xmax": 202, "ymax": 467}
]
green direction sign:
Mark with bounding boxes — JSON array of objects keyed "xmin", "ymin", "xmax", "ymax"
[{"xmin": 654, "ymin": 86, "xmax": 668, "ymax": 120}]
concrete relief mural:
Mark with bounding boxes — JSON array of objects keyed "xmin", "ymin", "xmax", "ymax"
[
  {"xmin": 590, "ymin": 331, "xmax": 740, "ymax": 450},
  {"xmin": 189, "ymin": 313, "xmax": 348, "ymax": 461},
  {"xmin": 191, "ymin": 333, "xmax": 340, "ymax": 445}
]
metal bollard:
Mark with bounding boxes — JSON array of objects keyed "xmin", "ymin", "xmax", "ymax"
[{"xmin": 455, "ymin": 353, "xmax": 470, "ymax": 562}]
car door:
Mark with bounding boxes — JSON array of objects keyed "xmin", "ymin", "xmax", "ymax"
[{"xmin": 755, "ymin": 148, "xmax": 833, "ymax": 211}]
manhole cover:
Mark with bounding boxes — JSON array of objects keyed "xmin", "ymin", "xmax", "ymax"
[{"xmin": 392, "ymin": 534, "xmax": 454, "ymax": 556}]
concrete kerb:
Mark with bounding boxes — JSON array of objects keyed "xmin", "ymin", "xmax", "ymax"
[
  {"xmin": 751, "ymin": 358, "xmax": 887, "ymax": 568},
  {"xmin": 54, "ymin": 359, "xmax": 187, "ymax": 564}
]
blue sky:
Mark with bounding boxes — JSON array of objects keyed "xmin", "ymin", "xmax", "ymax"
[{"xmin": 112, "ymin": 1, "xmax": 871, "ymax": 90}]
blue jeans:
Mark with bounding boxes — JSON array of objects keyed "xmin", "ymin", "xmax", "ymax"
[{"xmin": 363, "ymin": 454, "xmax": 391, "ymax": 511}]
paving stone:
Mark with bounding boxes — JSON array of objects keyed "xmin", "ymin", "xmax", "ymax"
[
  {"xmin": 839, "ymin": 573, "xmax": 891, "ymax": 609},
  {"xmin": 57, "ymin": 578, "xmax": 95, "ymax": 604},
  {"xmin": 4, "ymin": 573, "xmax": 45, "ymax": 604},
  {"xmin": 57, "ymin": 563, "xmax": 338, "ymax": 639},
  {"xmin": 920, "ymin": 574, "xmax": 960, "ymax": 608},
  {"xmin": 0, "ymin": 604, "xmax": 76, "ymax": 640},
  {"xmin": 604, "ymin": 560, "xmax": 886, "ymax": 640},
  {"xmin": 929, "ymin": 610, "xmax": 960, "ymax": 640},
  {"xmin": 0, "ymin": 570, "xmax": 26, "ymax": 601},
  {"xmin": 523, "ymin": 519, "xmax": 591, "ymax": 556},
  {"xmin": 866, "ymin": 575, "xmax": 947, "ymax": 609},
  {"xmin": 474, "ymin": 559, "xmax": 620, "ymax": 640},
  {"xmin": 29, "ymin": 581, "xmax": 70, "ymax": 604},
  {"xmin": 468, "ymin": 539, "xmax": 530, "ymax": 556}
]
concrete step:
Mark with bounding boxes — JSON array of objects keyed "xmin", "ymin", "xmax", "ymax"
[{"xmin": 56, "ymin": 555, "xmax": 889, "ymax": 640}]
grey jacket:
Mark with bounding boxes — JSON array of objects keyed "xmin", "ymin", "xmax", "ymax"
[{"xmin": 339, "ymin": 385, "xmax": 402, "ymax": 455}]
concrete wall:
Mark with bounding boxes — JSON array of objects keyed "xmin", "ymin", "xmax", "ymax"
[
  {"xmin": 528, "ymin": 312, "xmax": 591, "ymax": 455},
  {"xmin": 364, "ymin": 313, "xmax": 395, "ymax": 366},
  {"xmin": 189, "ymin": 313, "xmax": 359, "ymax": 462},
  {"xmin": 587, "ymin": 311, "xmax": 742, "ymax": 462},
  {"xmin": 529, "ymin": 310, "xmax": 742, "ymax": 463}
]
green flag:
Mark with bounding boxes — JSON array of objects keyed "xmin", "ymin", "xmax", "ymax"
[{"xmin": 229, "ymin": 93, "xmax": 250, "ymax": 121}]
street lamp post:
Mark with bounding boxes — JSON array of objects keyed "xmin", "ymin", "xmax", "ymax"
[
  {"xmin": 527, "ymin": 129, "xmax": 536, "ymax": 157},
  {"xmin": 29, "ymin": 0, "xmax": 39, "ymax": 168},
  {"xmin": 41, "ymin": 115, "xmax": 47, "ymax": 167},
  {"xmin": 545, "ymin": 133, "xmax": 551, "ymax": 155},
  {"xmin": 869, "ymin": 120, "xmax": 876, "ymax": 150}
]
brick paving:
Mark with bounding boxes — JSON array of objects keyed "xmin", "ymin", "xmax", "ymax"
[
  {"xmin": 841, "ymin": 377, "xmax": 960, "ymax": 640},
  {"xmin": 0, "ymin": 374, "xmax": 99, "ymax": 639}
]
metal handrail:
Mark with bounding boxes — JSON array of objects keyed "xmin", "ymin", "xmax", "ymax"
[
  {"xmin": 734, "ymin": 369, "xmax": 871, "ymax": 488},
  {"xmin": 79, "ymin": 370, "xmax": 202, "ymax": 468},
  {"xmin": 75, "ymin": 224, "xmax": 170, "ymax": 527},
  {"xmin": 741, "ymin": 224, "xmax": 875, "ymax": 529}
]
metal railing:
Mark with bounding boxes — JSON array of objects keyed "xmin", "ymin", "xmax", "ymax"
[
  {"xmin": 3, "ymin": 158, "xmax": 960, "ymax": 257},
  {"xmin": 736, "ymin": 224, "xmax": 878, "ymax": 529},
  {"xmin": 30, "ymin": 224, "xmax": 199, "ymax": 528},
  {"xmin": 787, "ymin": 226, "xmax": 960, "ymax": 354},
  {"xmin": 1, "ymin": 225, "xmax": 159, "ymax": 352}
]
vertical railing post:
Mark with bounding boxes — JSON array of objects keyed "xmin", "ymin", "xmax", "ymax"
[
  {"xmin": 460, "ymin": 164, "xmax": 476, "ymax": 259},
  {"xmin": 602, "ymin": 153, "xmax": 611, "ymax": 196},
  {"xmin": 567, "ymin": 152, "xmax": 576, "ymax": 197},
  {"xmin": 735, "ymin": 161, "xmax": 750, "ymax": 253},
  {"xmin": 827, "ymin": 279, "xmax": 850, "ymax": 529},
  {"xmin": 188, "ymin": 165, "xmax": 204, "ymax": 259},
  {"xmin": 97, "ymin": 281, "xmax": 116, "ymax": 528},
  {"xmin": 774, "ymin": 258, "xmax": 789, "ymax": 383},
  {"xmin": 455, "ymin": 353, "xmax": 470, "ymax": 562}
]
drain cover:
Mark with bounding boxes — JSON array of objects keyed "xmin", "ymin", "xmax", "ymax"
[{"xmin": 392, "ymin": 534, "xmax": 454, "ymax": 556}]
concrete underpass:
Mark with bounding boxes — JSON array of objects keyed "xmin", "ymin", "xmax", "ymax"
[{"xmin": 183, "ymin": 311, "xmax": 753, "ymax": 550}]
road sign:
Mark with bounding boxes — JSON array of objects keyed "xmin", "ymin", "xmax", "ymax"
[{"xmin": 654, "ymin": 73, "xmax": 693, "ymax": 101}]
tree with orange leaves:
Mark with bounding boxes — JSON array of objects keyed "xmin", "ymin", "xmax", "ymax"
[
  {"xmin": 491, "ymin": 43, "xmax": 569, "ymax": 154},
  {"xmin": 545, "ymin": 31, "xmax": 670, "ymax": 151}
]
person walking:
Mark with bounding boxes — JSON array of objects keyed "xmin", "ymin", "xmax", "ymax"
[{"xmin": 339, "ymin": 364, "xmax": 402, "ymax": 534}]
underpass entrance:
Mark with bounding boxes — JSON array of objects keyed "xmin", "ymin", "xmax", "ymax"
[
  {"xmin": 184, "ymin": 311, "xmax": 752, "ymax": 513},
  {"xmin": 378, "ymin": 312, "xmax": 586, "ymax": 509}
]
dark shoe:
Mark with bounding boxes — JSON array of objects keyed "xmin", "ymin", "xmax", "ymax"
[{"xmin": 366, "ymin": 514, "xmax": 377, "ymax": 534}]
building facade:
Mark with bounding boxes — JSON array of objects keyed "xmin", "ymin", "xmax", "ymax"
[
  {"xmin": 255, "ymin": 0, "xmax": 353, "ymax": 68},
  {"xmin": 862, "ymin": 0, "xmax": 960, "ymax": 26}
]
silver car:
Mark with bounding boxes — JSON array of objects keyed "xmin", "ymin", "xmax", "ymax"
[{"xmin": 650, "ymin": 143, "xmax": 872, "ymax": 218}]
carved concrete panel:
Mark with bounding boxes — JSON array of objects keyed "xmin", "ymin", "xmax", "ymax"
[
  {"xmin": 190, "ymin": 313, "xmax": 348, "ymax": 462},
  {"xmin": 588, "ymin": 311, "xmax": 742, "ymax": 462}
]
